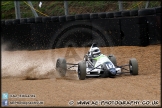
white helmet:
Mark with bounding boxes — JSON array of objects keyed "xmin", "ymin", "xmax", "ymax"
[{"xmin": 90, "ymin": 47, "xmax": 101, "ymax": 57}]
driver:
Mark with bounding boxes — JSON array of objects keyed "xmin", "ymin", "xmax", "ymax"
[
  {"xmin": 88, "ymin": 45, "xmax": 102, "ymax": 65},
  {"xmin": 89, "ymin": 47, "xmax": 101, "ymax": 58}
]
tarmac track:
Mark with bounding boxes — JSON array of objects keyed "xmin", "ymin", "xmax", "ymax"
[{"xmin": 1, "ymin": 45, "xmax": 161, "ymax": 107}]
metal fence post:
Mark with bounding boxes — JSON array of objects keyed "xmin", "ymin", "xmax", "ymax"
[
  {"xmin": 145, "ymin": 1, "xmax": 150, "ymax": 9},
  {"xmin": 27, "ymin": 1, "xmax": 38, "ymax": 17},
  {"xmin": 64, "ymin": 0, "xmax": 69, "ymax": 15},
  {"xmin": 118, "ymin": 1, "xmax": 123, "ymax": 11},
  {"xmin": 14, "ymin": 1, "xmax": 21, "ymax": 19}
]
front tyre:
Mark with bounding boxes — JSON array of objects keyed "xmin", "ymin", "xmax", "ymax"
[
  {"xmin": 129, "ymin": 58, "xmax": 138, "ymax": 75},
  {"xmin": 108, "ymin": 54, "xmax": 117, "ymax": 66},
  {"xmin": 78, "ymin": 61, "xmax": 86, "ymax": 80}
]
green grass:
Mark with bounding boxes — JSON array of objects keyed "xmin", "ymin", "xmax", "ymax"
[{"xmin": 1, "ymin": 1, "xmax": 161, "ymax": 19}]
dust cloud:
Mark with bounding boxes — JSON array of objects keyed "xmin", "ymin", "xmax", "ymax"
[{"xmin": 1, "ymin": 42, "xmax": 60, "ymax": 80}]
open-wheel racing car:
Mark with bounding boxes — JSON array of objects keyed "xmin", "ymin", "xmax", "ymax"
[{"xmin": 56, "ymin": 43, "xmax": 138, "ymax": 80}]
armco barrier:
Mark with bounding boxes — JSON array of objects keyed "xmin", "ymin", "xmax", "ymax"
[{"xmin": 1, "ymin": 7, "xmax": 161, "ymax": 50}]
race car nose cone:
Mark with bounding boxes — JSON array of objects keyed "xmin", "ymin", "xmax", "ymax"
[{"xmin": 109, "ymin": 68, "xmax": 117, "ymax": 76}]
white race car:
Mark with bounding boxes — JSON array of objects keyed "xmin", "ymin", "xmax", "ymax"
[{"xmin": 56, "ymin": 43, "xmax": 138, "ymax": 80}]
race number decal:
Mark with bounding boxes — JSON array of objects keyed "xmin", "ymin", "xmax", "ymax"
[{"xmin": 106, "ymin": 62, "xmax": 114, "ymax": 69}]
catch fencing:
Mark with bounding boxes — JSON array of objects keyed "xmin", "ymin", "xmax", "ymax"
[{"xmin": 1, "ymin": 1, "xmax": 161, "ymax": 19}]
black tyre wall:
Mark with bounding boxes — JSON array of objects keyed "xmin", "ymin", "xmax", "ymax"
[
  {"xmin": 130, "ymin": 9, "xmax": 138, "ymax": 16},
  {"xmin": 1, "ymin": 7, "xmax": 160, "ymax": 50},
  {"xmin": 106, "ymin": 12, "xmax": 114, "ymax": 18},
  {"xmin": 120, "ymin": 17, "xmax": 149, "ymax": 46},
  {"xmin": 30, "ymin": 22, "xmax": 61, "ymax": 50},
  {"xmin": 114, "ymin": 11, "xmax": 122, "ymax": 17},
  {"xmin": 90, "ymin": 13, "xmax": 98, "ymax": 19},
  {"xmin": 75, "ymin": 14, "xmax": 83, "ymax": 20},
  {"xmin": 146, "ymin": 15, "xmax": 161, "ymax": 44},
  {"xmin": 155, "ymin": 7, "xmax": 161, "ymax": 14},
  {"xmin": 59, "ymin": 15, "xmax": 66, "ymax": 22},
  {"xmin": 98, "ymin": 12, "xmax": 106, "ymax": 18},
  {"xmin": 1, "ymin": 20, "xmax": 5, "ymax": 25},
  {"xmin": 51, "ymin": 16, "xmax": 59, "ymax": 22},
  {"xmin": 27, "ymin": 18, "xmax": 35, "ymax": 23},
  {"xmin": 5, "ymin": 19, "xmax": 13, "ymax": 25},
  {"xmin": 13, "ymin": 19, "xmax": 20, "ymax": 25},
  {"xmin": 121, "ymin": 11, "xmax": 130, "ymax": 17},
  {"xmin": 138, "ymin": 8, "xmax": 156, "ymax": 16},
  {"xmin": 20, "ymin": 18, "xmax": 27, "ymax": 24},
  {"xmin": 42, "ymin": 17, "xmax": 51, "ymax": 23},
  {"xmin": 82, "ymin": 14, "xmax": 90, "ymax": 20},
  {"xmin": 66, "ymin": 15, "xmax": 75, "ymax": 21},
  {"xmin": 91, "ymin": 18, "xmax": 121, "ymax": 46},
  {"xmin": 35, "ymin": 17, "xmax": 42, "ymax": 23},
  {"xmin": 1, "ymin": 24, "xmax": 31, "ymax": 50}
]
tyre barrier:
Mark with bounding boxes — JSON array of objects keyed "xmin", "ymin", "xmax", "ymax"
[
  {"xmin": 121, "ymin": 10, "xmax": 130, "ymax": 17},
  {"xmin": 75, "ymin": 14, "xmax": 83, "ymax": 20},
  {"xmin": 155, "ymin": 7, "xmax": 161, "ymax": 14},
  {"xmin": 51, "ymin": 16, "xmax": 59, "ymax": 22},
  {"xmin": 82, "ymin": 13, "xmax": 90, "ymax": 20},
  {"xmin": 1, "ymin": 7, "xmax": 161, "ymax": 50},
  {"xmin": 66, "ymin": 15, "xmax": 75, "ymax": 21},
  {"xmin": 120, "ymin": 17, "xmax": 148, "ymax": 46},
  {"xmin": 138, "ymin": 7, "xmax": 161, "ymax": 44},
  {"xmin": 138, "ymin": 8, "xmax": 156, "ymax": 16},
  {"xmin": 130, "ymin": 9, "xmax": 138, "ymax": 16},
  {"xmin": 13, "ymin": 19, "xmax": 20, "ymax": 25},
  {"xmin": 114, "ymin": 11, "xmax": 122, "ymax": 17},
  {"xmin": 27, "ymin": 17, "xmax": 35, "ymax": 23},
  {"xmin": 98, "ymin": 12, "xmax": 106, "ymax": 18},
  {"xmin": 59, "ymin": 15, "xmax": 66, "ymax": 22},
  {"xmin": 106, "ymin": 12, "xmax": 114, "ymax": 18},
  {"xmin": 90, "ymin": 13, "xmax": 98, "ymax": 19},
  {"xmin": 42, "ymin": 16, "xmax": 52, "ymax": 23},
  {"xmin": 35, "ymin": 17, "xmax": 42, "ymax": 23},
  {"xmin": 1, "ymin": 20, "xmax": 5, "ymax": 25},
  {"xmin": 5, "ymin": 19, "xmax": 13, "ymax": 25},
  {"xmin": 20, "ymin": 18, "xmax": 27, "ymax": 24}
]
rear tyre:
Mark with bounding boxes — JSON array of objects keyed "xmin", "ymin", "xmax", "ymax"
[
  {"xmin": 129, "ymin": 58, "xmax": 138, "ymax": 75},
  {"xmin": 108, "ymin": 54, "xmax": 117, "ymax": 66},
  {"xmin": 56, "ymin": 58, "xmax": 67, "ymax": 77},
  {"xmin": 78, "ymin": 61, "xmax": 86, "ymax": 80}
]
